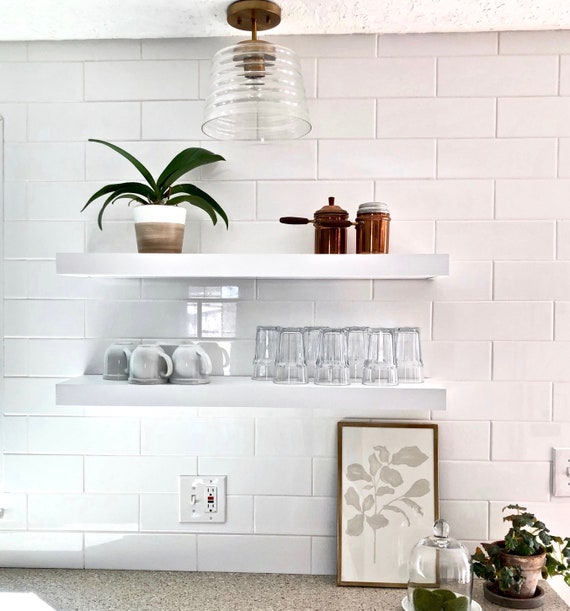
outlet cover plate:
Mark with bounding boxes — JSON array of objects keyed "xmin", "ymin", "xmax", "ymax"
[
  {"xmin": 179, "ymin": 475, "xmax": 227, "ymax": 523},
  {"xmin": 552, "ymin": 448, "xmax": 570, "ymax": 497}
]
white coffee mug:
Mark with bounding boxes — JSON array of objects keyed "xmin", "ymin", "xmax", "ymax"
[
  {"xmin": 103, "ymin": 342, "xmax": 136, "ymax": 381},
  {"xmin": 128, "ymin": 344, "xmax": 173, "ymax": 385},
  {"xmin": 170, "ymin": 343, "xmax": 212, "ymax": 385}
]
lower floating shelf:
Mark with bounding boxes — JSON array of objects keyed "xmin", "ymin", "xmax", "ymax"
[{"xmin": 56, "ymin": 376, "xmax": 446, "ymax": 410}]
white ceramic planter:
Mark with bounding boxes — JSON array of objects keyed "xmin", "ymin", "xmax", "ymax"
[{"xmin": 133, "ymin": 205, "xmax": 187, "ymax": 253}]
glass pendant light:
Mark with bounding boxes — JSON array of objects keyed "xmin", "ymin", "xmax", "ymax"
[{"xmin": 201, "ymin": 0, "xmax": 312, "ymax": 141}]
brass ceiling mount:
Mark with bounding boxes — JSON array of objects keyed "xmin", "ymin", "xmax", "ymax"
[{"xmin": 227, "ymin": 0, "xmax": 282, "ymax": 32}]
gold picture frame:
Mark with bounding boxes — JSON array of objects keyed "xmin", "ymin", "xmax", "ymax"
[{"xmin": 337, "ymin": 421, "xmax": 439, "ymax": 587}]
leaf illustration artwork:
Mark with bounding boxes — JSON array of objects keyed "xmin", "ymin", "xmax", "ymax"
[{"xmin": 344, "ymin": 442, "xmax": 432, "ymax": 563}]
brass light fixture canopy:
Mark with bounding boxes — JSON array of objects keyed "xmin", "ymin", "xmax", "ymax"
[
  {"xmin": 227, "ymin": 0, "xmax": 281, "ymax": 32},
  {"xmin": 201, "ymin": 0, "xmax": 311, "ymax": 141}
]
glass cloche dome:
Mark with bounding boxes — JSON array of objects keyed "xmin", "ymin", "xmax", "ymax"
[{"xmin": 407, "ymin": 519, "xmax": 473, "ymax": 610}]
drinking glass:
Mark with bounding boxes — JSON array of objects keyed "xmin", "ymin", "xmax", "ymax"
[
  {"xmin": 362, "ymin": 328, "xmax": 398, "ymax": 386},
  {"xmin": 314, "ymin": 328, "xmax": 350, "ymax": 386},
  {"xmin": 345, "ymin": 326, "xmax": 369, "ymax": 382},
  {"xmin": 273, "ymin": 327, "xmax": 308, "ymax": 385},
  {"xmin": 303, "ymin": 326, "xmax": 325, "ymax": 379},
  {"xmin": 395, "ymin": 326, "xmax": 424, "ymax": 383},
  {"xmin": 252, "ymin": 326, "xmax": 281, "ymax": 381}
]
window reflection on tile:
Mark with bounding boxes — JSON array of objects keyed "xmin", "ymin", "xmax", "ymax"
[
  {"xmin": 187, "ymin": 285, "xmax": 240, "ymax": 299},
  {"xmin": 201, "ymin": 302, "xmax": 237, "ymax": 338},
  {"xmin": 186, "ymin": 302, "xmax": 198, "ymax": 337}
]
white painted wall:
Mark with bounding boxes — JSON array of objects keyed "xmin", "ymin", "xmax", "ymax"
[{"xmin": 0, "ymin": 33, "xmax": 569, "ymax": 598}]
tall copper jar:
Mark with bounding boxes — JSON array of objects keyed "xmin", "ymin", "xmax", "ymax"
[{"xmin": 355, "ymin": 202, "xmax": 390, "ymax": 254}]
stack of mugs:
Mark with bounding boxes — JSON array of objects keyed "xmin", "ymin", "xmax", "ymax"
[
  {"xmin": 103, "ymin": 342, "xmax": 212, "ymax": 385},
  {"xmin": 252, "ymin": 326, "xmax": 423, "ymax": 386}
]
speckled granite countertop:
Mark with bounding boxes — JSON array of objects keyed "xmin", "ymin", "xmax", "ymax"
[{"xmin": 0, "ymin": 570, "xmax": 567, "ymax": 611}]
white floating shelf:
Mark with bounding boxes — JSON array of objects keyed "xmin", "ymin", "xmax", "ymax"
[
  {"xmin": 56, "ymin": 376, "xmax": 446, "ymax": 410},
  {"xmin": 56, "ymin": 253, "xmax": 449, "ymax": 280}
]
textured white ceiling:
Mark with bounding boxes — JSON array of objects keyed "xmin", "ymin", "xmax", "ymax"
[{"xmin": 1, "ymin": 0, "xmax": 570, "ymax": 41}]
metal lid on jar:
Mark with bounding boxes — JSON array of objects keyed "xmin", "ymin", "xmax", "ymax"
[
  {"xmin": 314, "ymin": 196, "xmax": 349, "ymax": 219},
  {"xmin": 357, "ymin": 201, "xmax": 389, "ymax": 214}
]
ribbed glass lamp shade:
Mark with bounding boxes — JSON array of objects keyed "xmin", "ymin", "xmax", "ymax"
[{"xmin": 202, "ymin": 40, "xmax": 311, "ymax": 141}]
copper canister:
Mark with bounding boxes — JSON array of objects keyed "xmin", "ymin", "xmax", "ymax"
[
  {"xmin": 279, "ymin": 197, "xmax": 352, "ymax": 254},
  {"xmin": 355, "ymin": 202, "xmax": 390, "ymax": 254}
]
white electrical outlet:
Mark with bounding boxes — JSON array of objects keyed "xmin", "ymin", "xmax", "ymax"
[
  {"xmin": 179, "ymin": 475, "xmax": 227, "ymax": 523},
  {"xmin": 552, "ymin": 448, "xmax": 570, "ymax": 497}
]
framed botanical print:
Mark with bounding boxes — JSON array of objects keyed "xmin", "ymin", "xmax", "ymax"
[{"xmin": 337, "ymin": 421, "xmax": 438, "ymax": 587}]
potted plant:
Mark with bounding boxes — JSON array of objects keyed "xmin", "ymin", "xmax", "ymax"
[
  {"xmin": 81, "ymin": 139, "xmax": 228, "ymax": 253},
  {"xmin": 472, "ymin": 504, "xmax": 570, "ymax": 606}
]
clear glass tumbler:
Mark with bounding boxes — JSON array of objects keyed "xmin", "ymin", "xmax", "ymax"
[
  {"xmin": 395, "ymin": 326, "xmax": 424, "ymax": 383},
  {"xmin": 362, "ymin": 328, "xmax": 398, "ymax": 386},
  {"xmin": 314, "ymin": 328, "xmax": 350, "ymax": 386},
  {"xmin": 273, "ymin": 327, "xmax": 308, "ymax": 385},
  {"xmin": 252, "ymin": 325, "xmax": 281, "ymax": 381},
  {"xmin": 345, "ymin": 326, "xmax": 369, "ymax": 382},
  {"xmin": 303, "ymin": 326, "xmax": 325, "ymax": 379}
]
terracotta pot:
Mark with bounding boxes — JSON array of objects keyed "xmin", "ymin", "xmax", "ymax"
[
  {"xmin": 496, "ymin": 541, "xmax": 546, "ymax": 599},
  {"xmin": 133, "ymin": 205, "xmax": 186, "ymax": 253}
]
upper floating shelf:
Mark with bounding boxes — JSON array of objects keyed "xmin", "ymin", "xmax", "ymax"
[{"xmin": 56, "ymin": 253, "xmax": 449, "ymax": 280}]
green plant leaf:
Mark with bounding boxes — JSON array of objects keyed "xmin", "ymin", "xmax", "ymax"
[
  {"xmin": 97, "ymin": 193, "xmax": 147, "ymax": 230},
  {"xmin": 167, "ymin": 195, "xmax": 218, "ymax": 226},
  {"xmin": 170, "ymin": 183, "xmax": 229, "ymax": 228},
  {"xmin": 81, "ymin": 181, "xmax": 156, "ymax": 211},
  {"xmin": 88, "ymin": 139, "xmax": 158, "ymax": 193},
  {"xmin": 157, "ymin": 148, "xmax": 225, "ymax": 191}
]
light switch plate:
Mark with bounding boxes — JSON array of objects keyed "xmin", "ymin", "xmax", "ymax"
[
  {"xmin": 179, "ymin": 475, "xmax": 227, "ymax": 523},
  {"xmin": 552, "ymin": 448, "xmax": 570, "ymax": 497}
]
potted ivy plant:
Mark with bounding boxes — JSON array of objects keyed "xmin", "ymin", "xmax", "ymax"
[
  {"xmin": 472, "ymin": 504, "xmax": 570, "ymax": 607},
  {"xmin": 81, "ymin": 139, "xmax": 228, "ymax": 253}
]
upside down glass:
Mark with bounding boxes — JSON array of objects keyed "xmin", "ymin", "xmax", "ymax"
[
  {"xmin": 314, "ymin": 328, "xmax": 350, "ymax": 386},
  {"xmin": 273, "ymin": 327, "xmax": 308, "ymax": 385},
  {"xmin": 362, "ymin": 327, "xmax": 398, "ymax": 386},
  {"xmin": 395, "ymin": 327, "xmax": 424, "ymax": 383},
  {"xmin": 345, "ymin": 326, "xmax": 369, "ymax": 382},
  {"xmin": 252, "ymin": 326, "xmax": 280, "ymax": 381},
  {"xmin": 303, "ymin": 327, "xmax": 324, "ymax": 379}
]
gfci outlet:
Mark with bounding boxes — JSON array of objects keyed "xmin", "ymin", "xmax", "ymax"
[
  {"xmin": 552, "ymin": 448, "xmax": 570, "ymax": 497},
  {"xmin": 179, "ymin": 475, "xmax": 227, "ymax": 523}
]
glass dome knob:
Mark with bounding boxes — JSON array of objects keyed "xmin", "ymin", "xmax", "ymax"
[{"xmin": 433, "ymin": 519, "xmax": 450, "ymax": 539}]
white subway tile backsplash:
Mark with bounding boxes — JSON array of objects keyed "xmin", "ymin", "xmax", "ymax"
[
  {"xmin": 0, "ymin": 63, "xmax": 83, "ymax": 102},
  {"xmin": 255, "ymin": 418, "xmax": 336, "ymax": 458},
  {"xmin": 442, "ymin": 382, "xmax": 552, "ymax": 422},
  {"xmin": 500, "ymin": 30, "xmax": 570, "ymax": 54},
  {"xmin": 0, "ymin": 532, "xmax": 83, "ymax": 569},
  {"xmin": 257, "ymin": 279, "xmax": 371, "ymax": 302},
  {"xmin": 198, "ymin": 457, "xmax": 311, "ymax": 496},
  {"xmin": 28, "ymin": 417, "xmax": 140, "ymax": 455},
  {"xmin": 558, "ymin": 56, "xmax": 570, "ymax": 95},
  {"xmin": 141, "ymin": 494, "xmax": 254, "ymax": 533},
  {"xmin": 380, "ymin": 32, "xmax": 497, "ymax": 56},
  {"xmin": 377, "ymin": 98, "xmax": 495, "ymax": 138},
  {"xmin": 558, "ymin": 221, "xmax": 570, "ymax": 259},
  {"xmin": 5, "ymin": 221, "xmax": 84, "ymax": 259},
  {"xmin": 373, "ymin": 262, "xmax": 493, "ymax": 302},
  {"xmin": 23, "ymin": 338, "xmax": 98, "ymax": 377},
  {"xmin": 85, "ymin": 61, "xmax": 199, "ymax": 101},
  {"xmin": 427, "ymin": 341, "xmax": 492, "ymax": 380},
  {"xmin": 435, "ymin": 421, "xmax": 490, "ymax": 460},
  {"xmin": 554, "ymin": 383, "xmax": 570, "ymax": 421},
  {"xmin": 142, "ymin": 278, "xmax": 254, "ymax": 301},
  {"xmin": 0, "ymin": 104, "xmax": 27, "ymax": 141},
  {"xmin": 280, "ymin": 34, "xmax": 376, "ymax": 58},
  {"xmin": 4, "ymin": 455, "xmax": 83, "ymax": 493},
  {"xmin": 141, "ymin": 417, "xmax": 254, "ymax": 456},
  {"xmin": 438, "ymin": 56, "xmax": 558, "ymax": 96},
  {"xmin": 85, "ymin": 456, "xmax": 197, "ymax": 493},
  {"xmin": 311, "ymin": 537, "xmax": 336, "ymax": 575},
  {"xmin": 0, "ymin": 494, "xmax": 27, "ymax": 530},
  {"xmin": 4, "ymin": 300, "xmax": 84, "ymax": 338},
  {"xmin": 28, "ymin": 40, "xmax": 141, "ymax": 61},
  {"xmin": 4, "ymin": 339, "xmax": 30, "ymax": 376},
  {"xmin": 28, "ymin": 494, "xmax": 139, "ymax": 531},
  {"xmin": 390, "ymin": 221, "xmax": 436, "ymax": 254},
  {"xmin": 318, "ymin": 58, "xmax": 435, "ymax": 98},
  {"xmin": 439, "ymin": 461, "xmax": 550, "ymax": 501},
  {"xmin": 2, "ymin": 417, "xmax": 27, "ymax": 453},
  {"xmin": 492, "ymin": 422, "xmax": 570, "ymax": 461},
  {"xmin": 433, "ymin": 302, "xmax": 553, "ymax": 341},
  {"xmin": 0, "ymin": 42, "xmax": 27, "ymax": 61},
  {"xmin": 495, "ymin": 262, "xmax": 570, "ymax": 299},
  {"xmin": 554, "ymin": 302, "xmax": 570, "ymax": 340},
  {"xmin": 85, "ymin": 533, "xmax": 197, "ymax": 570},
  {"xmin": 28, "ymin": 102, "xmax": 141, "ymax": 142},
  {"xmin": 197, "ymin": 534, "xmax": 311, "ymax": 573},
  {"xmin": 438, "ymin": 139, "xmax": 556, "ymax": 179},
  {"xmin": 5, "ymin": 143, "xmax": 85, "ymax": 181},
  {"xmin": 498, "ymin": 98, "xmax": 570, "ymax": 137},
  {"xmin": 494, "ymin": 341, "xmax": 570, "ymax": 381},
  {"xmin": 495, "ymin": 180, "xmax": 570, "ymax": 220},
  {"xmin": 438, "ymin": 500, "xmax": 488, "ymax": 541},
  {"xmin": 319, "ymin": 139, "xmax": 435, "ymax": 179},
  {"xmin": 4, "ymin": 181, "xmax": 27, "ymax": 220},
  {"xmin": 4, "ymin": 261, "xmax": 29, "ymax": 298},
  {"xmin": 142, "ymin": 37, "xmax": 236, "ymax": 60},
  {"xmin": 436, "ymin": 221, "xmax": 555, "ymax": 260},
  {"xmin": 142, "ymin": 101, "xmax": 205, "ymax": 141},
  {"xmin": 557, "ymin": 140, "xmax": 570, "ymax": 178},
  {"xmin": 307, "ymin": 99, "xmax": 375, "ymax": 139},
  {"xmin": 313, "ymin": 458, "xmax": 336, "ymax": 498},
  {"xmin": 255, "ymin": 497, "xmax": 336, "ymax": 536}
]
